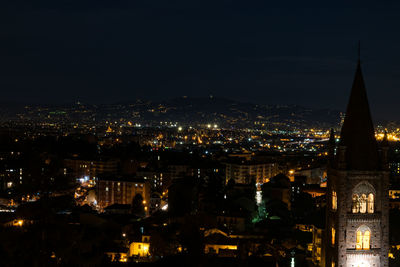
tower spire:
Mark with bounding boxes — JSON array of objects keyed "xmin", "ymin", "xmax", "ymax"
[
  {"xmin": 358, "ymin": 40, "xmax": 361, "ymax": 63},
  {"xmin": 339, "ymin": 58, "xmax": 379, "ymax": 170}
]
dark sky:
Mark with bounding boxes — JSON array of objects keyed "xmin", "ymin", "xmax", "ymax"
[{"xmin": 2, "ymin": 1, "xmax": 400, "ymax": 119}]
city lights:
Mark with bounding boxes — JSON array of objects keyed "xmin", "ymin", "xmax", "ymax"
[{"xmin": 0, "ymin": 5, "xmax": 397, "ymax": 265}]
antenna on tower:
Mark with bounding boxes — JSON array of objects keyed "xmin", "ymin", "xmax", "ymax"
[{"xmin": 358, "ymin": 40, "xmax": 361, "ymax": 63}]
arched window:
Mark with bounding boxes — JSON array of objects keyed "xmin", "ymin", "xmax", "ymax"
[
  {"xmin": 331, "ymin": 227, "xmax": 335, "ymax": 246},
  {"xmin": 332, "ymin": 191, "xmax": 337, "ymax": 211},
  {"xmin": 363, "ymin": 231, "xmax": 370, "ymax": 250},
  {"xmin": 367, "ymin": 193, "xmax": 374, "ymax": 213},
  {"xmin": 356, "ymin": 230, "xmax": 363, "ymax": 249},
  {"xmin": 356, "ymin": 226, "xmax": 371, "ymax": 250},
  {"xmin": 360, "ymin": 194, "xmax": 367, "ymax": 213},
  {"xmin": 352, "ymin": 182, "xmax": 375, "ymax": 214},
  {"xmin": 352, "ymin": 194, "xmax": 360, "ymax": 213}
]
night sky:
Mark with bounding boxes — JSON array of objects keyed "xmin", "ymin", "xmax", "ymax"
[{"xmin": 2, "ymin": 1, "xmax": 400, "ymax": 119}]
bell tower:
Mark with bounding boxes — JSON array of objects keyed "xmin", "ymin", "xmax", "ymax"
[{"xmin": 325, "ymin": 57, "xmax": 389, "ymax": 267}]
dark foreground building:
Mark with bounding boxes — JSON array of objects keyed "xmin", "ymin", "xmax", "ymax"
[{"xmin": 325, "ymin": 60, "xmax": 389, "ymax": 267}]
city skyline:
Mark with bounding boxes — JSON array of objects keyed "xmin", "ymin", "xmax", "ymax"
[
  {"xmin": 3, "ymin": 2, "xmax": 400, "ymax": 266},
  {"xmin": 2, "ymin": 2, "xmax": 400, "ymax": 119}
]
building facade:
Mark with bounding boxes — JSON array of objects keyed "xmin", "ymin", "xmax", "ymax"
[
  {"xmin": 64, "ymin": 158, "xmax": 119, "ymax": 180},
  {"xmin": 325, "ymin": 61, "xmax": 389, "ymax": 267},
  {"xmin": 225, "ymin": 160, "xmax": 279, "ymax": 185},
  {"xmin": 97, "ymin": 176, "xmax": 151, "ymax": 213},
  {"xmin": 312, "ymin": 225, "xmax": 324, "ymax": 266}
]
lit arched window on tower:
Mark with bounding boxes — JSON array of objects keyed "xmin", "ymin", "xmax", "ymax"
[
  {"xmin": 356, "ymin": 230, "xmax": 362, "ymax": 249},
  {"xmin": 360, "ymin": 194, "xmax": 367, "ymax": 213},
  {"xmin": 367, "ymin": 193, "xmax": 374, "ymax": 213},
  {"xmin": 352, "ymin": 194, "xmax": 360, "ymax": 213},
  {"xmin": 331, "ymin": 227, "xmax": 335, "ymax": 246},
  {"xmin": 356, "ymin": 226, "xmax": 371, "ymax": 250},
  {"xmin": 352, "ymin": 182, "xmax": 375, "ymax": 214},
  {"xmin": 363, "ymin": 231, "xmax": 370, "ymax": 249},
  {"xmin": 332, "ymin": 191, "xmax": 337, "ymax": 211}
]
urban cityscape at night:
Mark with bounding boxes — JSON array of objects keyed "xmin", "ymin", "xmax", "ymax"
[{"xmin": 2, "ymin": 1, "xmax": 400, "ymax": 267}]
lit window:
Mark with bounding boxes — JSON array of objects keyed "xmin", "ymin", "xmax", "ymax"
[
  {"xmin": 331, "ymin": 227, "xmax": 335, "ymax": 246},
  {"xmin": 332, "ymin": 191, "xmax": 337, "ymax": 211},
  {"xmin": 356, "ymin": 230, "xmax": 362, "ymax": 249},
  {"xmin": 367, "ymin": 193, "xmax": 374, "ymax": 213},
  {"xmin": 352, "ymin": 194, "xmax": 360, "ymax": 213},
  {"xmin": 363, "ymin": 231, "xmax": 370, "ymax": 250},
  {"xmin": 356, "ymin": 228, "xmax": 371, "ymax": 250},
  {"xmin": 360, "ymin": 194, "xmax": 367, "ymax": 213},
  {"xmin": 353, "ymin": 193, "xmax": 374, "ymax": 214}
]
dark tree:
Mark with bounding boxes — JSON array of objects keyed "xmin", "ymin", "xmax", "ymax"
[
  {"xmin": 168, "ymin": 177, "xmax": 197, "ymax": 217},
  {"xmin": 177, "ymin": 215, "xmax": 204, "ymax": 265},
  {"xmin": 131, "ymin": 193, "xmax": 145, "ymax": 217},
  {"xmin": 149, "ymin": 227, "xmax": 179, "ymax": 259},
  {"xmin": 291, "ymin": 192, "xmax": 315, "ymax": 221},
  {"xmin": 198, "ymin": 174, "xmax": 224, "ymax": 213}
]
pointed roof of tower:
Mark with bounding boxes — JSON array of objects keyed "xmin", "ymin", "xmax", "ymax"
[
  {"xmin": 381, "ymin": 130, "xmax": 389, "ymax": 147},
  {"xmin": 339, "ymin": 61, "xmax": 379, "ymax": 170}
]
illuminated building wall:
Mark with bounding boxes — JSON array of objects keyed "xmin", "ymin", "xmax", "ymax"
[
  {"xmin": 225, "ymin": 161, "xmax": 279, "ymax": 185},
  {"xmin": 129, "ymin": 236, "xmax": 151, "ymax": 257},
  {"xmin": 204, "ymin": 244, "xmax": 237, "ymax": 255},
  {"xmin": 97, "ymin": 177, "xmax": 151, "ymax": 213},
  {"xmin": 312, "ymin": 225, "xmax": 324, "ymax": 266},
  {"xmin": 203, "ymin": 230, "xmax": 238, "ymax": 256}
]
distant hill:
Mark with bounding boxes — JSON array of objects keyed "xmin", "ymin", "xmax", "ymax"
[
  {"xmin": 0, "ymin": 97, "xmax": 342, "ymax": 128},
  {"xmin": 130, "ymin": 97, "xmax": 342, "ymax": 128}
]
